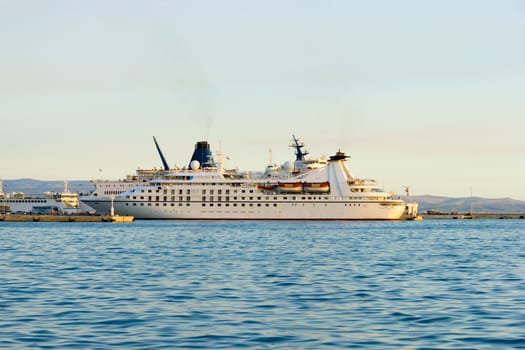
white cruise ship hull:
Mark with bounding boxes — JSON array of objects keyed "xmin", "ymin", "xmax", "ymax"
[{"xmin": 81, "ymin": 197, "xmax": 405, "ymax": 220}]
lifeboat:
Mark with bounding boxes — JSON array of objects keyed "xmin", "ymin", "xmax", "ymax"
[
  {"xmin": 277, "ymin": 182, "xmax": 303, "ymax": 193},
  {"xmin": 303, "ymin": 182, "xmax": 330, "ymax": 193},
  {"xmin": 257, "ymin": 184, "xmax": 277, "ymax": 191}
]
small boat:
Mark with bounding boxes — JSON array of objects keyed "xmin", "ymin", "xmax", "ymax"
[
  {"xmin": 110, "ymin": 215, "xmax": 135, "ymax": 223},
  {"xmin": 303, "ymin": 182, "xmax": 330, "ymax": 193},
  {"xmin": 277, "ymin": 182, "xmax": 303, "ymax": 193}
]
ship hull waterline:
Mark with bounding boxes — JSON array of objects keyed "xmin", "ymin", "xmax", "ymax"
[{"xmin": 81, "ymin": 198, "xmax": 406, "ymax": 221}]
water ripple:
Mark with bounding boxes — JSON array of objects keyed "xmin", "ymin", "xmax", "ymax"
[{"xmin": 1, "ymin": 220, "xmax": 524, "ymax": 348}]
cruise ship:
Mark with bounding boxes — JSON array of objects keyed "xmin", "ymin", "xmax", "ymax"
[
  {"xmin": 0, "ymin": 180, "xmax": 82, "ymax": 215},
  {"xmin": 81, "ymin": 136, "xmax": 408, "ymax": 220}
]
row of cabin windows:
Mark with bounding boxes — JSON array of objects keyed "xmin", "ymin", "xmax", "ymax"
[
  {"xmin": 125, "ymin": 202, "xmax": 277, "ymax": 208},
  {"xmin": 126, "ymin": 195, "xmax": 336, "ymax": 202},
  {"xmin": 126, "ymin": 203, "xmax": 190, "ymax": 207},
  {"xmin": 142, "ymin": 188, "xmax": 256, "ymax": 195},
  {"xmin": 136, "ymin": 188, "xmax": 386, "ymax": 201},
  {"xmin": 5, "ymin": 199, "xmax": 47, "ymax": 203},
  {"xmin": 124, "ymin": 195, "xmax": 383, "ymax": 202},
  {"xmin": 202, "ymin": 203, "xmax": 278, "ymax": 207},
  {"xmin": 104, "ymin": 190, "xmax": 124, "ymax": 195},
  {"xmin": 124, "ymin": 202, "xmax": 364, "ymax": 208}
]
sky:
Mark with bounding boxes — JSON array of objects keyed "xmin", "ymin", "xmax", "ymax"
[{"xmin": 1, "ymin": 0, "xmax": 524, "ymax": 200}]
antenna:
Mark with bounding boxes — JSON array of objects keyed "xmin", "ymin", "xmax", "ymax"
[
  {"xmin": 290, "ymin": 134, "xmax": 308, "ymax": 161},
  {"xmin": 470, "ymin": 187, "xmax": 473, "ymax": 215}
]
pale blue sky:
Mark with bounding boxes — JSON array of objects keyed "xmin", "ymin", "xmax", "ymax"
[{"xmin": 1, "ymin": 0, "xmax": 524, "ymax": 200}]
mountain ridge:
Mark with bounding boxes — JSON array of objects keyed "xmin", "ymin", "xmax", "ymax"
[{"xmin": 403, "ymin": 194, "xmax": 525, "ymax": 214}]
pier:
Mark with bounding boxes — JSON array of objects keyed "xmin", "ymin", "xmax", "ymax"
[
  {"xmin": 421, "ymin": 213, "xmax": 525, "ymax": 220},
  {"xmin": 0, "ymin": 214, "xmax": 134, "ymax": 223}
]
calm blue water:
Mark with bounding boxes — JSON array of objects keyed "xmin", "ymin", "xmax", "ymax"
[{"xmin": 1, "ymin": 220, "xmax": 524, "ymax": 349}]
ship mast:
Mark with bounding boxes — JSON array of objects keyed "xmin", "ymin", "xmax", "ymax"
[
  {"xmin": 153, "ymin": 136, "xmax": 170, "ymax": 171},
  {"xmin": 290, "ymin": 134, "xmax": 309, "ymax": 161}
]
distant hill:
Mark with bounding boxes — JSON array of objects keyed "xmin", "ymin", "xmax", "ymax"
[
  {"xmin": 1, "ymin": 179, "xmax": 94, "ymax": 196},
  {"xmin": 403, "ymin": 195, "xmax": 525, "ymax": 214},
  {"xmin": 2, "ymin": 179, "xmax": 525, "ymax": 213}
]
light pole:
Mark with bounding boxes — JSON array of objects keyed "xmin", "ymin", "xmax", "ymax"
[{"xmin": 2, "ymin": 184, "xmax": 7, "ymax": 216}]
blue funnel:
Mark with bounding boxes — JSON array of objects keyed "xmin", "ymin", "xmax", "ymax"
[{"xmin": 189, "ymin": 141, "xmax": 216, "ymax": 168}]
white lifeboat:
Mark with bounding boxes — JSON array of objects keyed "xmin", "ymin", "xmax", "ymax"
[
  {"xmin": 277, "ymin": 182, "xmax": 303, "ymax": 193},
  {"xmin": 257, "ymin": 184, "xmax": 277, "ymax": 191},
  {"xmin": 303, "ymin": 182, "xmax": 330, "ymax": 193}
]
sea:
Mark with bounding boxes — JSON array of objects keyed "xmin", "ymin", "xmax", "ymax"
[{"xmin": 1, "ymin": 219, "xmax": 524, "ymax": 349}]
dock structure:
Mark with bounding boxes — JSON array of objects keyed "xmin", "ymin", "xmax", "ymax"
[
  {"xmin": 0, "ymin": 214, "xmax": 134, "ymax": 223},
  {"xmin": 421, "ymin": 213, "xmax": 525, "ymax": 220}
]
